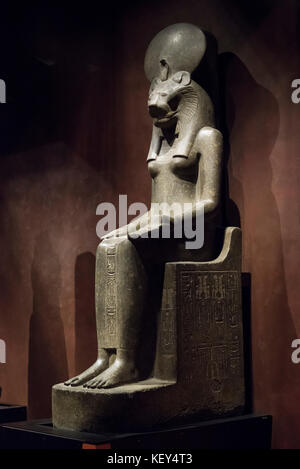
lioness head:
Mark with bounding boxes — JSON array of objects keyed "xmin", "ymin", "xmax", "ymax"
[{"xmin": 148, "ymin": 71, "xmax": 192, "ymax": 128}]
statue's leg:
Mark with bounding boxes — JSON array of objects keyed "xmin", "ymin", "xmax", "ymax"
[
  {"xmin": 65, "ymin": 236, "xmax": 125, "ymax": 386},
  {"xmin": 84, "ymin": 236, "xmax": 148, "ymax": 389},
  {"xmin": 64, "ymin": 239, "xmax": 117, "ymax": 386}
]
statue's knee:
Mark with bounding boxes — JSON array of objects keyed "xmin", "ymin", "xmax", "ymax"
[
  {"xmin": 97, "ymin": 238, "xmax": 114, "ymax": 254},
  {"xmin": 97, "ymin": 236, "xmax": 128, "ymax": 254}
]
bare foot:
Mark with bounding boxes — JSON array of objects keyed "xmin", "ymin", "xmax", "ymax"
[
  {"xmin": 64, "ymin": 354, "xmax": 109, "ymax": 387},
  {"xmin": 83, "ymin": 358, "xmax": 138, "ymax": 389}
]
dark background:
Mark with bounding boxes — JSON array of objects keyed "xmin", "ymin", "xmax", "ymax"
[{"xmin": 0, "ymin": 0, "xmax": 299, "ymax": 448}]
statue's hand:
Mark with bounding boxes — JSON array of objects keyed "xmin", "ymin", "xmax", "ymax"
[
  {"xmin": 101, "ymin": 212, "xmax": 152, "ymax": 240},
  {"xmin": 101, "ymin": 225, "xmax": 128, "ymax": 240},
  {"xmin": 128, "ymin": 219, "xmax": 170, "ymax": 240}
]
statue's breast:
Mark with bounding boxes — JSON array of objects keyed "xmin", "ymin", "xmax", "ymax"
[
  {"xmin": 148, "ymin": 152, "xmax": 198, "ymax": 181},
  {"xmin": 148, "ymin": 153, "xmax": 199, "ymax": 205}
]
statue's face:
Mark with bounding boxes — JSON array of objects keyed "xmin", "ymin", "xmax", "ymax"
[{"xmin": 148, "ymin": 71, "xmax": 191, "ymax": 128}]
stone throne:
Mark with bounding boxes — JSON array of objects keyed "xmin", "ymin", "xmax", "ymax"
[{"xmin": 52, "ymin": 24, "xmax": 245, "ymax": 433}]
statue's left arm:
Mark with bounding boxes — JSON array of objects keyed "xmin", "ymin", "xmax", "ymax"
[
  {"xmin": 167, "ymin": 125, "xmax": 223, "ymax": 226},
  {"xmin": 194, "ymin": 125, "xmax": 223, "ymax": 218}
]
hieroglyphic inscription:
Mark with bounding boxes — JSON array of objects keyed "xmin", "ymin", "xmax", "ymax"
[
  {"xmin": 104, "ymin": 246, "xmax": 117, "ymax": 344},
  {"xmin": 179, "ymin": 270, "xmax": 243, "ymax": 393},
  {"xmin": 160, "ymin": 283, "xmax": 176, "ymax": 355},
  {"xmin": 154, "ymin": 268, "xmax": 177, "ymax": 380}
]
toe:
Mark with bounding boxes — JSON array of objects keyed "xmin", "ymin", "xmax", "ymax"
[
  {"xmin": 70, "ymin": 379, "xmax": 80, "ymax": 386},
  {"xmin": 96, "ymin": 379, "xmax": 105, "ymax": 388},
  {"xmin": 65, "ymin": 378, "xmax": 75, "ymax": 386},
  {"xmin": 102, "ymin": 378, "xmax": 114, "ymax": 388},
  {"xmin": 88, "ymin": 381, "xmax": 98, "ymax": 389}
]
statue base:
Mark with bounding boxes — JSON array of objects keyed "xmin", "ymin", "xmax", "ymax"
[
  {"xmin": 1, "ymin": 414, "xmax": 272, "ymax": 449},
  {"xmin": 53, "ymin": 227, "xmax": 245, "ymax": 433}
]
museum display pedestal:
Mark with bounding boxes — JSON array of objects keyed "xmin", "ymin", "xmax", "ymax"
[
  {"xmin": 0, "ymin": 404, "xmax": 27, "ymax": 424},
  {"xmin": 0, "ymin": 414, "xmax": 272, "ymax": 449}
]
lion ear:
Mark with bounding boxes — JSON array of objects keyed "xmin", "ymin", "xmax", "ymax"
[{"xmin": 172, "ymin": 71, "xmax": 191, "ymax": 86}]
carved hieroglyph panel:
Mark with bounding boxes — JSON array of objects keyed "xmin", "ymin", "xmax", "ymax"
[
  {"xmin": 102, "ymin": 246, "xmax": 117, "ymax": 347},
  {"xmin": 178, "ymin": 270, "xmax": 243, "ymax": 394},
  {"xmin": 160, "ymin": 282, "xmax": 177, "ymax": 355}
]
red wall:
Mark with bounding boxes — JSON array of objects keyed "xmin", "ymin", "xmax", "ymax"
[{"xmin": 0, "ymin": 1, "xmax": 299, "ymax": 448}]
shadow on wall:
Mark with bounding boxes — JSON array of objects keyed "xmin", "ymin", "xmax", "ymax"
[
  {"xmin": 219, "ymin": 53, "xmax": 297, "ymax": 447},
  {"xmin": 28, "ymin": 232, "xmax": 68, "ymax": 419},
  {"xmin": 74, "ymin": 252, "xmax": 97, "ymax": 376},
  {"xmin": 218, "ymin": 53, "xmax": 241, "ymax": 229}
]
